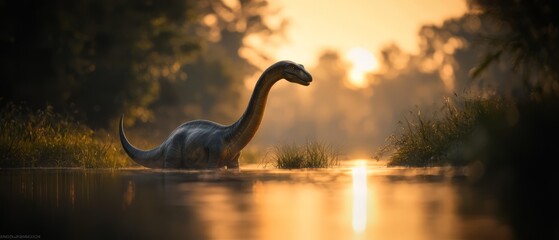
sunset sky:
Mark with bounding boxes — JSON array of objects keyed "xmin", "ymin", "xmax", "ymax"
[
  {"xmin": 264, "ymin": 0, "xmax": 468, "ymax": 85},
  {"xmin": 271, "ymin": 0, "xmax": 468, "ymax": 61},
  {"xmin": 240, "ymin": 0, "xmax": 472, "ymax": 157}
]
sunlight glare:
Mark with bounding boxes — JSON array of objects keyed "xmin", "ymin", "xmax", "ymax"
[
  {"xmin": 346, "ymin": 47, "xmax": 379, "ymax": 88},
  {"xmin": 352, "ymin": 160, "xmax": 368, "ymax": 233}
]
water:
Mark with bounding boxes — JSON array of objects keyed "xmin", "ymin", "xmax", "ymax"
[{"xmin": 0, "ymin": 160, "xmax": 528, "ymax": 239}]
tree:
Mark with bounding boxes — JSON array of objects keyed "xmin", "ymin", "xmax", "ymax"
[
  {"xmin": 0, "ymin": 0, "xmax": 202, "ymax": 127},
  {"xmin": 468, "ymin": 0, "xmax": 559, "ymax": 97},
  {"xmin": 151, "ymin": 0, "xmax": 282, "ymax": 125},
  {"xmin": 0, "ymin": 0, "xmax": 281, "ymax": 128}
]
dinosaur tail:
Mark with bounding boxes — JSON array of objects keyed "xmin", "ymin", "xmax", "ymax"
[{"xmin": 119, "ymin": 114, "xmax": 164, "ymax": 168}]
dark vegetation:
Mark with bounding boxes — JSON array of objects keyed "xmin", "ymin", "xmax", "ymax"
[
  {"xmin": 0, "ymin": 0, "xmax": 278, "ymax": 128},
  {"xmin": 377, "ymin": 0, "xmax": 559, "ymax": 167},
  {"xmin": 0, "ymin": 0, "xmax": 280, "ymax": 167},
  {"xmin": 375, "ymin": 95, "xmax": 505, "ymax": 167},
  {"xmin": 375, "ymin": 1, "xmax": 559, "ymax": 238}
]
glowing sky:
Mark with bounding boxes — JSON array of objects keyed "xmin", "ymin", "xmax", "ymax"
[
  {"xmin": 267, "ymin": 0, "xmax": 468, "ymax": 66},
  {"xmin": 242, "ymin": 0, "xmax": 471, "ymax": 157}
]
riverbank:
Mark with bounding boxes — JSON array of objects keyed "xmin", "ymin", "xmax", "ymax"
[{"xmin": 0, "ymin": 102, "xmax": 132, "ymax": 168}]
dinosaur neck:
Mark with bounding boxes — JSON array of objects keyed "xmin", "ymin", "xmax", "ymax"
[{"xmin": 226, "ymin": 72, "xmax": 279, "ymax": 153}]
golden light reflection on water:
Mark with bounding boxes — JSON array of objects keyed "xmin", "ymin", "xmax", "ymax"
[
  {"xmin": 252, "ymin": 179, "xmax": 328, "ymax": 240},
  {"xmin": 0, "ymin": 166, "xmax": 514, "ymax": 239},
  {"xmin": 352, "ymin": 161, "xmax": 368, "ymax": 233},
  {"xmin": 122, "ymin": 180, "xmax": 135, "ymax": 209}
]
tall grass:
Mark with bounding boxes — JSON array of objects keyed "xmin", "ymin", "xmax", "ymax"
[
  {"xmin": 264, "ymin": 139, "xmax": 340, "ymax": 169},
  {"xmin": 375, "ymin": 95, "xmax": 503, "ymax": 167},
  {"xmin": 0, "ymin": 101, "xmax": 131, "ymax": 168}
]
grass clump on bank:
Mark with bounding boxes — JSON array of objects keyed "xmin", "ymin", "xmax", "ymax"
[
  {"xmin": 0, "ymin": 102, "xmax": 131, "ymax": 168},
  {"xmin": 264, "ymin": 140, "xmax": 340, "ymax": 169},
  {"xmin": 375, "ymin": 95, "xmax": 504, "ymax": 167}
]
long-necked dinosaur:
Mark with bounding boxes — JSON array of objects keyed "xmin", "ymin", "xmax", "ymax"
[{"xmin": 119, "ymin": 60, "xmax": 312, "ymax": 169}]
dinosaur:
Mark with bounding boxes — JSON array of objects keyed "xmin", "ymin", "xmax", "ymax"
[{"xmin": 119, "ymin": 60, "xmax": 312, "ymax": 169}]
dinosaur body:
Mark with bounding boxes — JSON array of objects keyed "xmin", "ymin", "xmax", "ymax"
[{"xmin": 119, "ymin": 60, "xmax": 312, "ymax": 169}]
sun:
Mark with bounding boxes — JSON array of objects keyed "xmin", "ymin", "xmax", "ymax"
[{"xmin": 345, "ymin": 47, "xmax": 379, "ymax": 88}]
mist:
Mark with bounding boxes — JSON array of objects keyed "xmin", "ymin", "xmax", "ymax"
[
  {"xmin": 247, "ymin": 13, "xmax": 520, "ymax": 159},
  {"xmin": 130, "ymin": 12, "xmax": 524, "ymax": 160},
  {"xmin": 0, "ymin": 0, "xmax": 529, "ymax": 160}
]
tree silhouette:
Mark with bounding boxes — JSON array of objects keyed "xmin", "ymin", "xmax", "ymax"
[
  {"xmin": 468, "ymin": 0, "xmax": 559, "ymax": 97},
  {"xmin": 0, "ymin": 0, "xmax": 280, "ymax": 128}
]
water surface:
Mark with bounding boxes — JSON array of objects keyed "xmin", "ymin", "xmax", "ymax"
[{"xmin": 0, "ymin": 160, "xmax": 515, "ymax": 239}]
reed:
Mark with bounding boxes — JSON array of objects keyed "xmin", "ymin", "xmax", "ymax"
[
  {"xmin": 375, "ymin": 95, "xmax": 503, "ymax": 167},
  {"xmin": 0, "ymin": 101, "xmax": 131, "ymax": 168},
  {"xmin": 266, "ymin": 139, "xmax": 340, "ymax": 169}
]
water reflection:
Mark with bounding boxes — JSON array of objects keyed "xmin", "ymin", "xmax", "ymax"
[
  {"xmin": 122, "ymin": 180, "xmax": 135, "ymax": 209},
  {"xmin": 352, "ymin": 161, "xmax": 367, "ymax": 233},
  {"xmin": 0, "ymin": 162, "xmax": 521, "ymax": 239}
]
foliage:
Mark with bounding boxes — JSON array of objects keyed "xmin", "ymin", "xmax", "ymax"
[
  {"xmin": 375, "ymin": 95, "xmax": 504, "ymax": 167},
  {"xmin": 264, "ymin": 140, "xmax": 340, "ymax": 169},
  {"xmin": 146, "ymin": 0, "xmax": 284, "ymax": 128},
  {"xmin": 376, "ymin": 0, "xmax": 559, "ymax": 167},
  {"xmin": 0, "ymin": 0, "xmax": 203, "ymax": 127},
  {"xmin": 0, "ymin": 101, "xmax": 131, "ymax": 168},
  {"xmin": 468, "ymin": 0, "xmax": 559, "ymax": 96},
  {"xmin": 0, "ymin": 0, "xmax": 281, "ymax": 128}
]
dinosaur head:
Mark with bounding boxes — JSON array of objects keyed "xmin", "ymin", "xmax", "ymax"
[{"xmin": 279, "ymin": 60, "xmax": 313, "ymax": 86}]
